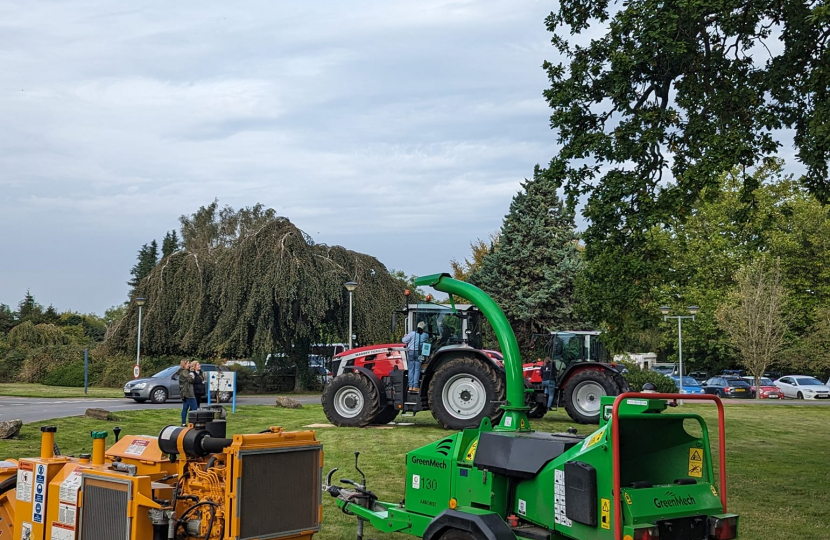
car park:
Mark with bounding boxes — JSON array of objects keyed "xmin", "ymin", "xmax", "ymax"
[
  {"xmin": 775, "ymin": 375, "xmax": 830, "ymax": 400},
  {"xmin": 688, "ymin": 370, "xmax": 709, "ymax": 383},
  {"xmin": 702, "ymin": 376, "xmax": 753, "ymax": 398},
  {"xmin": 741, "ymin": 376, "xmax": 782, "ymax": 399},
  {"xmin": 670, "ymin": 375, "xmax": 705, "ymax": 394},
  {"xmin": 123, "ymin": 363, "xmax": 230, "ymax": 404}
]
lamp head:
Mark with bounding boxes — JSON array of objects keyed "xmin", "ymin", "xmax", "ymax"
[{"xmin": 659, "ymin": 305, "xmax": 670, "ymax": 316}]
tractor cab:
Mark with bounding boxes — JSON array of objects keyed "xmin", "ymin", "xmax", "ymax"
[
  {"xmin": 398, "ymin": 301, "xmax": 484, "ymax": 354},
  {"xmin": 528, "ymin": 330, "xmax": 610, "ymax": 375}
]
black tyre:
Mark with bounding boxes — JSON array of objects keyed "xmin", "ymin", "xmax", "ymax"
[
  {"xmin": 150, "ymin": 387, "xmax": 168, "ymax": 404},
  {"xmin": 133, "ymin": 398, "xmax": 147, "ymax": 403},
  {"xmin": 370, "ymin": 406, "xmax": 399, "ymax": 425},
  {"xmin": 527, "ymin": 401, "xmax": 547, "ymax": 419},
  {"xmin": 321, "ymin": 373, "xmax": 380, "ymax": 427},
  {"xmin": 797, "ymin": 391, "xmax": 804, "ymax": 400},
  {"xmin": 439, "ymin": 530, "xmax": 476, "ymax": 540},
  {"xmin": 563, "ymin": 369, "xmax": 619, "ymax": 424},
  {"xmin": 428, "ymin": 356, "xmax": 505, "ymax": 430},
  {"xmin": 213, "ymin": 391, "xmax": 232, "ymax": 403},
  {"xmin": 610, "ymin": 370, "xmax": 631, "ymax": 393}
]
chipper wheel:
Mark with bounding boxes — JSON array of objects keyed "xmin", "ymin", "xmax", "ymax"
[
  {"xmin": 428, "ymin": 356, "xmax": 505, "ymax": 430},
  {"xmin": 321, "ymin": 372, "xmax": 380, "ymax": 427},
  {"xmin": 562, "ymin": 369, "xmax": 620, "ymax": 424}
]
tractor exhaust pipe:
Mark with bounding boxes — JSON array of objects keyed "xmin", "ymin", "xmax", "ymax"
[{"xmin": 412, "ymin": 273, "xmax": 530, "ymax": 431}]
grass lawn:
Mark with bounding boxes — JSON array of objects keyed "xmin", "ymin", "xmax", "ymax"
[
  {"xmin": 0, "ymin": 382, "xmax": 319, "ymax": 399},
  {"xmin": 0, "ymin": 403, "xmax": 824, "ymax": 540}
]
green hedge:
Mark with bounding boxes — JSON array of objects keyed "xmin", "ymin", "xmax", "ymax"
[
  {"xmin": 622, "ymin": 366, "xmax": 678, "ymax": 393},
  {"xmin": 43, "ymin": 362, "xmax": 86, "ymax": 387}
]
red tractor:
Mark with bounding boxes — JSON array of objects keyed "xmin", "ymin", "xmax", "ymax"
[
  {"xmin": 322, "ymin": 298, "xmax": 629, "ymax": 428},
  {"xmin": 522, "ymin": 330, "xmax": 630, "ymax": 423}
]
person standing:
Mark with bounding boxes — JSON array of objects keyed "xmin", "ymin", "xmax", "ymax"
[
  {"xmin": 541, "ymin": 357, "xmax": 556, "ymax": 410},
  {"xmin": 178, "ymin": 359, "xmax": 197, "ymax": 426},
  {"xmin": 402, "ymin": 321, "xmax": 429, "ymax": 392},
  {"xmin": 191, "ymin": 362, "xmax": 206, "ymax": 408}
]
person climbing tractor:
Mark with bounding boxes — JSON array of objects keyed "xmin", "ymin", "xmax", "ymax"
[
  {"xmin": 402, "ymin": 321, "xmax": 429, "ymax": 391},
  {"xmin": 541, "ymin": 357, "xmax": 556, "ymax": 410}
]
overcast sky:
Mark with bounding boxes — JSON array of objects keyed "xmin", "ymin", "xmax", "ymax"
[{"xmin": 0, "ymin": 0, "xmax": 564, "ymax": 315}]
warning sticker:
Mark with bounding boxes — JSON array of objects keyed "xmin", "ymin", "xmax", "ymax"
[
  {"xmin": 412, "ymin": 474, "xmax": 420, "ymax": 490},
  {"xmin": 160, "ymin": 426, "xmax": 178, "ymax": 440},
  {"xmin": 16, "ymin": 462, "xmax": 33, "ymax": 503},
  {"xmin": 57, "ymin": 503, "xmax": 76, "ymax": 526},
  {"xmin": 59, "ymin": 471, "xmax": 83, "ymax": 504},
  {"xmin": 518, "ymin": 499, "xmax": 527, "ymax": 516},
  {"xmin": 32, "ymin": 464, "xmax": 47, "ymax": 523},
  {"xmin": 50, "ymin": 522, "xmax": 74, "ymax": 540},
  {"xmin": 124, "ymin": 439, "xmax": 151, "ymax": 456},
  {"xmin": 553, "ymin": 469, "xmax": 572, "ymax": 527},
  {"xmin": 600, "ymin": 498, "xmax": 611, "ymax": 530},
  {"xmin": 582, "ymin": 426, "xmax": 607, "ymax": 451},
  {"xmin": 688, "ymin": 447, "xmax": 703, "ymax": 478},
  {"xmin": 21, "ymin": 522, "xmax": 32, "ymax": 540},
  {"xmin": 710, "ymin": 485, "xmax": 718, "ymax": 497},
  {"xmin": 465, "ymin": 440, "xmax": 478, "ymax": 462},
  {"xmin": 624, "ymin": 492, "xmax": 633, "ymax": 505}
]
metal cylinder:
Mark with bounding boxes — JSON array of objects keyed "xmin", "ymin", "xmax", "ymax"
[
  {"xmin": 206, "ymin": 420, "xmax": 226, "ymax": 439},
  {"xmin": 91, "ymin": 431, "xmax": 107, "ymax": 465},
  {"xmin": 40, "ymin": 426, "xmax": 57, "ymax": 459}
]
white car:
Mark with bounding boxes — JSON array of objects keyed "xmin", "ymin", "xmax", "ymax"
[{"xmin": 774, "ymin": 376, "xmax": 830, "ymax": 400}]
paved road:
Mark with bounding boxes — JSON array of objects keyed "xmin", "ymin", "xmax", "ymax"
[{"xmin": 0, "ymin": 395, "xmax": 321, "ymax": 424}]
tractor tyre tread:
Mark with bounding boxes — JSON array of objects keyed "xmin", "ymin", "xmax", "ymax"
[
  {"xmin": 562, "ymin": 369, "xmax": 618, "ymax": 425},
  {"xmin": 428, "ymin": 356, "xmax": 505, "ymax": 430},
  {"xmin": 321, "ymin": 372, "xmax": 380, "ymax": 427}
]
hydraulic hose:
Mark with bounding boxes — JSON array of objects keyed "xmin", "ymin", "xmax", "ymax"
[{"xmin": 413, "ymin": 273, "xmax": 529, "ymax": 431}]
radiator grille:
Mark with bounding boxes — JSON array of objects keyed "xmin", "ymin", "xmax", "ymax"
[
  {"xmin": 79, "ymin": 477, "xmax": 130, "ymax": 540},
  {"xmin": 238, "ymin": 447, "xmax": 321, "ymax": 539}
]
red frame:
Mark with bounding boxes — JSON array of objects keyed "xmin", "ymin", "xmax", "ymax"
[{"xmin": 611, "ymin": 393, "xmax": 727, "ymax": 540}]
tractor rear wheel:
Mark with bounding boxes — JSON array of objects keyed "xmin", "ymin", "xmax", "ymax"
[
  {"xmin": 370, "ymin": 406, "xmax": 399, "ymax": 425},
  {"xmin": 563, "ymin": 369, "xmax": 619, "ymax": 424},
  {"xmin": 428, "ymin": 357, "xmax": 504, "ymax": 430},
  {"xmin": 321, "ymin": 373, "xmax": 380, "ymax": 427}
]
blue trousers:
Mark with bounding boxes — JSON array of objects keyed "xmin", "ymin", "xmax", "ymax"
[
  {"xmin": 542, "ymin": 380, "xmax": 555, "ymax": 408},
  {"xmin": 408, "ymin": 354, "xmax": 421, "ymax": 389},
  {"xmin": 182, "ymin": 397, "xmax": 198, "ymax": 425}
]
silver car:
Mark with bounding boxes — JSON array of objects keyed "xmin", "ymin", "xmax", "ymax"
[{"xmin": 123, "ymin": 364, "xmax": 230, "ymax": 404}]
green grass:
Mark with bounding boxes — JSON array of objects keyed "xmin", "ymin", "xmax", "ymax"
[{"xmin": 0, "ymin": 404, "xmax": 823, "ymax": 540}]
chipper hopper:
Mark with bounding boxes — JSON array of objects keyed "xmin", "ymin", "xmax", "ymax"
[
  {"xmin": 325, "ymin": 273, "xmax": 739, "ymax": 540},
  {"xmin": 0, "ymin": 410, "xmax": 322, "ymax": 540}
]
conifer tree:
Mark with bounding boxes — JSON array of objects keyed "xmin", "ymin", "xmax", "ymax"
[
  {"xmin": 472, "ymin": 166, "xmax": 584, "ymax": 346},
  {"xmin": 128, "ymin": 240, "xmax": 158, "ymax": 294},
  {"xmin": 162, "ymin": 230, "xmax": 180, "ymax": 258}
]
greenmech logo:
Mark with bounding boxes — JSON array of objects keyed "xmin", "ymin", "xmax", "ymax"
[
  {"xmin": 411, "ymin": 456, "xmax": 447, "ymax": 469},
  {"xmin": 653, "ymin": 491, "xmax": 696, "ymax": 509}
]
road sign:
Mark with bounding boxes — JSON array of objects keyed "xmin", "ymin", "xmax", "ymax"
[{"xmin": 133, "ymin": 364, "xmax": 140, "ymax": 379}]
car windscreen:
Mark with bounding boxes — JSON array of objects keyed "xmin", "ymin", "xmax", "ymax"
[
  {"xmin": 795, "ymin": 377, "xmax": 822, "ymax": 386},
  {"xmin": 759, "ymin": 378, "xmax": 774, "ymax": 385},
  {"xmin": 152, "ymin": 366, "xmax": 178, "ymax": 378},
  {"xmin": 678, "ymin": 376, "xmax": 700, "ymax": 386},
  {"xmin": 727, "ymin": 379, "xmax": 750, "ymax": 387}
]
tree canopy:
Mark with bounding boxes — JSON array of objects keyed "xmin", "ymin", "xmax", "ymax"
[{"xmin": 107, "ymin": 203, "xmax": 407, "ymax": 362}]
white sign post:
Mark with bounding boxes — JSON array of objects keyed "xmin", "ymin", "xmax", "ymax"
[{"xmin": 207, "ymin": 371, "xmax": 237, "ymax": 413}]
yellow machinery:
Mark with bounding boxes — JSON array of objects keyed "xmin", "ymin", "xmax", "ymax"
[{"xmin": 0, "ymin": 410, "xmax": 322, "ymax": 540}]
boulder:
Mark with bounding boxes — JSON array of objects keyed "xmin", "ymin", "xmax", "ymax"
[
  {"xmin": 85, "ymin": 408, "xmax": 113, "ymax": 421},
  {"xmin": 0, "ymin": 420, "xmax": 22, "ymax": 439},
  {"xmin": 200, "ymin": 405, "xmax": 227, "ymax": 420},
  {"xmin": 275, "ymin": 396, "xmax": 303, "ymax": 409}
]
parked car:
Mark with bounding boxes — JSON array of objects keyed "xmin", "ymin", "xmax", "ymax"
[
  {"xmin": 688, "ymin": 371, "xmax": 709, "ymax": 383},
  {"xmin": 123, "ymin": 364, "xmax": 231, "ymax": 404},
  {"xmin": 721, "ymin": 369, "xmax": 746, "ymax": 378},
  {"xmin": 774, "ymin": 376, "xmax": 830, "ymax": 400},
  {"xmin": 670, "ymin": 375, "xmax": 705, "ymax": 394},
  {"xmin": 741, "ymin": 376, "xmax": 782, "ymax": 399},
  {"xmin": 701, "ymin": 377, "xmax": 753, "ymax": 398}
]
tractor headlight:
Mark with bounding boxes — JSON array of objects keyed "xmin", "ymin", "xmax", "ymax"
[{"xmin": 133, "ymin": 383, "xmax": 147, "ymax": 390}]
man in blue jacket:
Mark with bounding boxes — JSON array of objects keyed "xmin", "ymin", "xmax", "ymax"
[{"xmin": 402, "ymin": 322, "xmax": 429, "ymax": 392}]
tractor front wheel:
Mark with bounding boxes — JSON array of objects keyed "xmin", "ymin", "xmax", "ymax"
[
  {"xmin": 562, "ymin": 369, "xmax": 619, "ymax": 424},
  {"xmin": 429, "ymin": 357, "xmax": 504, "ymax": 430},
  {"xmin": 370, "ymin": 406, "xmax": 399, "ymax": 425},
  {"xmin": 321, "ymin": 373, "xmax": 379, "ymax": 427}
]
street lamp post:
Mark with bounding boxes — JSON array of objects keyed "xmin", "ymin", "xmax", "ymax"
[
  {"xmin": 344, "ymin": 282, "xmax": 357, "ymax": 350},
  {"xmin": 135, "ymin": 297, "xmax": 146, "ymax": 378},
  {"xmin": 659, "ymin": 305, "xmax": 699, "ymax": 394}
]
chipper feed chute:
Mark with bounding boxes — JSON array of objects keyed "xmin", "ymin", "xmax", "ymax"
[{"xmin": 325, "ymin": 273, "xmax": 739, "ymax": 540}]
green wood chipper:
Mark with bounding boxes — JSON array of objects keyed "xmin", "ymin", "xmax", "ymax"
[{"xmin": 324, "ymin": 273, "xmax": 739, "ymax": 540}]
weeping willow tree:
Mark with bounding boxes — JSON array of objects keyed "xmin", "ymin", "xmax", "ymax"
[{"xmin": 107, "ymin": 202, "xmax": 407, "ymax": 388}]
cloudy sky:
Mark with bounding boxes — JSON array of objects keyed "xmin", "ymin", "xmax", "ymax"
[{"xmin": 0, "ymin": 0, "xmax": 564, "ymax": 315}]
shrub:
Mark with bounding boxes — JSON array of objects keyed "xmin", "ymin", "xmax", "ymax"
[
  {"xmin": 622, "ymin": 367, "xmax": 677, "ymax": 393},
  {"xmin": 44, "ymin": 362, "xmax": 86, "ymax": 387}
]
